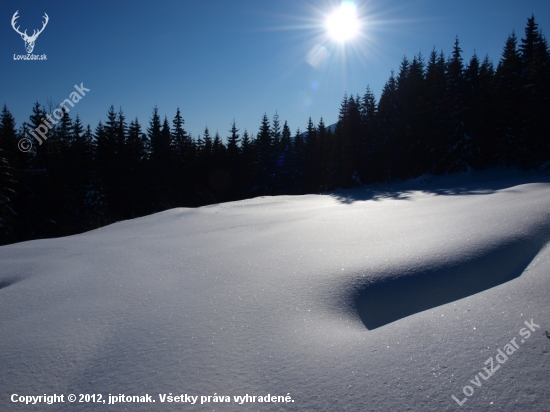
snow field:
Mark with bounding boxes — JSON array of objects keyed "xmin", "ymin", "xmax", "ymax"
[{"xmin": 1, "ymin": 169, "xmax": 549, "ymax": 411}]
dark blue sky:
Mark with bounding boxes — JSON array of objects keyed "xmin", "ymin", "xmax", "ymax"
[{"xmin": 1, "ymin": 0, "xmax": 549, "ymax": 140}]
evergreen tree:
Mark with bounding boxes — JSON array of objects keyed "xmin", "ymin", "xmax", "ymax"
[
  {"xmin": 291, "ymin": 128, "xmax": 305, "ymax": 193},
  {"xmin": 519, "ymin": 15, "xmax": 550, "ymax": 166},
  {"xmin": 114, "ymin": 108, "xmax": 129, "ymax": 214},
  {"xmin": 227, "ymin": 120, "xmax": 240, "ymax": 159},
  {"xmin": 276, "ymin": 121, "xmax": 292, "ymax": 194},
  {"xmin": 335, "ymin": 94, "xmax": 362, "ymax": 187},
  {"xmin": 115, "ymin": 108, "xmax": 127, "ymax": 156},
  {"xmin": 447, "ymin": 37, "xmax": 465, "ymax": 98},
  {"xmin": 271, "ymin": 112, "xmax": 282, "ymax": 149},
  {"xmin": 159, "ymin": 116, "xmax": 172, "ymax": 167},
  {"xmin": 394, "ymin": 55, "xmax": 426, "ymax": 178},
  {"xmin": 171, "ymin": 108, "xmax": 189, "ymax": 157},
  {"xmin": 316, "ymin": 117, "xmax": 330, "ymax": 191},
  {"xmin": 82, "ymin": 124, "xmax": 107, "ymax": 228},
  {"xmin": 103, "ymin": 105, "xmax": 118, "ymax": 157},
  {"xmin": 476, "ymin": 55, "xmax": 497, "ymax": 167},
  {"xmin": 145, "ymin": 108, "xmax": 170, "ymax": 210},
  {"xmin": 158, "ymin": 116, "xmax": 174, "ymax": 207},
  {"xmin": 360, "ymin": 86, "xmax": 379, "ymax": 182},
  {"xmin": 196, "ymin": 127, "xmax": 214, "ymax": 203},
  {"xmin": 95, "ymin": 107, "xmax": 118, "ymax": 216},
  {"xmin": 202, "ymin": 127, "xmax": 213, "ymax": 155},
  {"xmin": 407, "ymin": 53, "xmax": 428, "ymax": 176},
  {"xmin": 254, "ymin": 113, "xmax": 272, "ymax": 194},
  {"xmin": 377, "ymin": 75, "xmax": 398, "ymax": 180},
  {"xmin": 443, "ymin": 37, "xmax": 468, "ymax": 172},
  {"xmin": 60, "ymin": 114, "xmax": 99, "ymax": 234},
  {"xmin": 461, "ymin": 52, "xmax": 481, "ymax": 167},
  {"xmin": 147, "ymin": 107, "xmax": 164, "ymax": 164},
  {"xmin": 0, "ymin": 105, "xmax": 22, "ymax": 170},
  {"xmin": 425, "ymin": 49, "xmax": 448, "ymax": 172},
  {"xmin": 304, "ymin": 117, "xmax": 318, "ymax": 191},
  {"xmin": 128, "ymin": 118, "xmax": 147, "ymax": 166},
  {"xmin": 519, "ymin": 15, "xmax": 546, "ymax": 68},
  {"xmin": 27, "ymin": 102, "xmax": 47, "ymax": 169},
  {"xmin": 0, "ymin": 147, "xmax": 15, "ymax": 244},
  {"xmin": 210, "ymin": 131, "xmax": 230, "ymax": 200},
  {"xmin": 0, "ymin": 107, "xmax": 18, "ymax": 244},
  {"xmin": 22, "ymin": 101, "xmax": 60, "ymax": 239},
  {"xmin": 226, "ymin": 121, "xmax": 241, "ymax": 199},
  {"xmin": 212, "ymin": 131, "xmax": 225, "ymax": 159},
  {"xmin": 52, "ymin": 107, "xmax": 78, "ymax": 234},
  {"xmin": 92, "ymin": 120, "xmax": 109, "ymax": 215},
  {"xmin": 238, "ymin": 129, "xmax": 254, "ymax": 197},
  {"xmin": 496, "ymin": 32, "xmax": 523, "ymax": 165},
  {"xmin": 171, "ymin": 109, "xmax": 192, "ymax": 204}
]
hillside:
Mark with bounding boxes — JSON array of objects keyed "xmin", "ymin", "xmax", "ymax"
[{"xmin": 1, "ymin": 168, "xmax": 550, "ymax": 411}]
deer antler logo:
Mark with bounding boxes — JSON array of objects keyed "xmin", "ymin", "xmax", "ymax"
[{"xmin": 11, "ymin": 11, "xmax": 49, "ymax": 54}]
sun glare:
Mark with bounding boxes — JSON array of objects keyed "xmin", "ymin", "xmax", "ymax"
[{"xmin": 325, "ymin": 2, "xmax": 360, "ymax": 42}]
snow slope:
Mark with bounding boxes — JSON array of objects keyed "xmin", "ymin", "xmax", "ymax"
[{"xmin": 1, "ymin": 169, "xmax": 550, "ymax": 411}]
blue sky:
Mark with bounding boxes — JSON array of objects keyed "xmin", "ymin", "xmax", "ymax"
[{"xmin": 1, "ymin": 0, "xmax": 549, "ymax": 141}]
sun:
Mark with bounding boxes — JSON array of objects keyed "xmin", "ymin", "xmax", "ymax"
[{"xmin": 325, "ymin": 2, "xmax": 360, "ymax": 42}]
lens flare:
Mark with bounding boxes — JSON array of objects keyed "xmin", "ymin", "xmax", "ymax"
[{"xmin": 306, "ymin": 44, "xmax": 330, "ymax": 68}]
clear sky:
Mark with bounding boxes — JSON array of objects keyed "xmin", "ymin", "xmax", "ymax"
[{"xmin": 1, "ymin": 0, "xmax": 549, "ymax": 141}]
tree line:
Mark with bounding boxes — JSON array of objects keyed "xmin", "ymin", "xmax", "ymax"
[{"xmin": 0, "ymin": 15, "xmax": 548, "ymax": 245}]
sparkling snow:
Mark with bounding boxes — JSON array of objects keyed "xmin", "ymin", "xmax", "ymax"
[{"xmin": 1, "ymin": 169, "xmax": 549, "ymax": 411}]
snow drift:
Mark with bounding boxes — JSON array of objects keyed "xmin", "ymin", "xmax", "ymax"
[
  {"xmin": 351, "ymin": 235, "xmax": 546, "ymax": 329},
  {"xmin": 1, "ymin": 169, "xmax": 550, "ymax": 411}
]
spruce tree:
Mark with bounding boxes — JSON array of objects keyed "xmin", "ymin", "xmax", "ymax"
[
  {"xmin": 195, "ymin": 127, "xmax": 214, "ymax": 203},
  {"xmin": 0, "ymin": 147, "xmax": 15, "ymax": 244},
  {"xmin": 377, "ymin": 75, "xmax": 398, "ymax": 180},
  {"xmin": 157, "ymin": 116, "xmax": 174, "ymax": 208},
  {"xmin": 519, "ymin": 15, "xmax": 550, "ymax": 166},
  {"xmin": 27, "ymin": 102, "xmax": 47, "ymax": 170},
  {"xmin": 496, "ymin": 32, "xmax": 523, "ymax": 165},
  {"xmin": 0, "ymin": 107, "xmax": 18, "ymax": 244},
  {"xmin": 394, "ymin": 55, "xmax": 419, "ymax": 178},
  {"xmin": 271, "ymin": 112, "xmax": 282, "ymax": 153},
  {"xmin": 277, "ymin": 121, "xmax": 292, "ymax": 194},
  {"xmin": 425, "ymin": 49, "xmax": 448, "ymax": 172},
  {"xmin": 147, "ymin": 107, "xmax": 163, "ymax": 164},
  {"xmin": 226, "ymin": 121, "xmax": 240, "ymax": 199},
  {"xmin": 254, "ymin": 113, "xmax": 272, "ymax": 194},
  {"xmin": 476, "ymin": 55, "xmax": 497, "ymax": 168},
  {"xmin": 316, "ymin": 117, "xmax": 330, "ymax": 191},
  {"xmin": 0, "ymin": 105, "xmax": 21, "ymax": 170},
  {"xmin": 171, "ymin": 108, "xmax": 188, "ymax": 157},
  {"xmin": 62, "ymin": 114, "xmax": 96, "ymax": 234},
  {"xmin": 171, "ymin": 109, "xmax": 191, "ymax": 204},
  {"xmin": 227, "ymin": 120, "xmax": 240, "ymax": 159},
  {"xmin": 443, "ymin": 37, "xmax": 468, "ymax": 172},
  {"xmin": 238, "ymin": 129, "xmax": 254, "ymax": 197},
  {"xmin": 95, "ymin": 107, "xmax": 119, "ymax": 216},
  {"xmin": 291, "ymin": 128, "xmax": 305, "ymax": 193},
  {"xmin": 335, "ymin": 94, "xmax": 363, "ymax": 187},
  {"xmin": 461, "ymin": 52, "xmax": 481, "ymax": 167},
  {"xmin": 304, "ymin": 117, "xmax": 318, "ymax": 191},
  {"xmin": 360, "ymin": 86, "xmax": 379, "ymax": 182},
  {"xmin": 210, "ymin": 131, "xmax": 229, "ymax": 200}
]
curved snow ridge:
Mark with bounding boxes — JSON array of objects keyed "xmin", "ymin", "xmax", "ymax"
[
  {"xmin": 0, "ymin": 277, "xmax": 19, "ymax": 290},
  {"xmin": 339, "ymin": 235, "xmax": 549, "ymax": 330}
]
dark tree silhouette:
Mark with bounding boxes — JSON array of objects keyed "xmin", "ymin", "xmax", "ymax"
[{"xmin": 1, "ymin": 15, "xmax": 548, "ymax": 246}]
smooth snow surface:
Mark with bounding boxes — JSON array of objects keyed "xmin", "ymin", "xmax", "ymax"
[{"xmin": 1, "ymin": 169, "xmax": 550, "ymax": 411}]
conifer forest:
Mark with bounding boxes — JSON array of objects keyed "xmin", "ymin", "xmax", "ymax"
[{"xmin": 0, "ymin": 15, "xmax": 548, "ymax": 246}]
